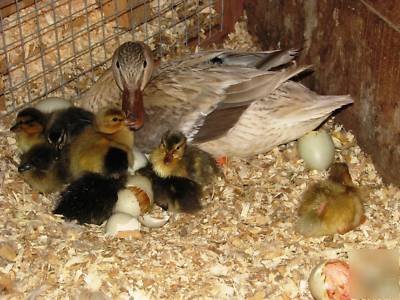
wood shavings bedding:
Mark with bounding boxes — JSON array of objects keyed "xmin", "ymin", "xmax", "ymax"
[{"xmin": 1, "ymin": 14, "xmax": 399, "ymax": 300}]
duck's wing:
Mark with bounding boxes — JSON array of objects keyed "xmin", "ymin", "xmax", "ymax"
[
  {"xmin": 154, "ymin": 48, "xmax": 300, "ymax": 76},
  {"xmin": 135, "ymin": 65, "xmax": 312, "ymax": 151},
  {"xmin": 190, "ymin": 65, "xmax": 313, "ymax": 143}
]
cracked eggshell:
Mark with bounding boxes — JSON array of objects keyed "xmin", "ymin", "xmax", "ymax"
[
  {"xmin": 105, "ymin": 213, "xmax": 141, "ymax": 236},
  {"xmin": 129, "ymin": 147, "xmax": 148, "ymax": 173},
  {"xmin": 34, "ymin": 97, "xmax": 72, "ymax": 113},
  {"xmin": 298, "ymin": 130, "xmax": 335, "ymax": 171},
  {"xmin": 139, "ymin": 213, "xmax": 170, "ymax": 228},
  {"xmin": 308, "ymin": 259, "xmax": 351, "ymax": 300},
  {"xmin": 113, "ymin": 175, "xmax": 153, "ymax": 217}
]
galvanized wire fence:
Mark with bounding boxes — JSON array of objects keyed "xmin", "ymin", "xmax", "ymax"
[{"xmin": 0, "ymin": 0, "xmax": 224, "ymax": 117}]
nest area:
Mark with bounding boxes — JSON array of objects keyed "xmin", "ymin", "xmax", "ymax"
[{"xmin": 1, "ymin": 5, "xmax": 400, "ymax": 300}]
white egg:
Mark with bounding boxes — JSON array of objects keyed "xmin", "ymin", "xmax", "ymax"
[
  {"xmin": 298, "ymin": 130, "xmax": 335, "ymax": 171},
  {"xmin": 34, "ymin": 97, "xmax": 72, "ymax": 113},
  {"xmin": 113, "ymin": 175, "xmax": 153, "ymax": 216},
  {"xmin": 105, "ymin": 213, "xmax": 141, "ymax": 236}
]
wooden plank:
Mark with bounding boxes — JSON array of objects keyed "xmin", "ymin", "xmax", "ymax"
[
  {"xmin": 0, "ymin": 0, "xmax": 35, "ymax": 19},
  {"xmin": 198, "ymin": 0, "xmax": 245, "ymax": 47},
  {"xmin": 245, "ymin": 0, "xmax": 400, "ymax": 186}
]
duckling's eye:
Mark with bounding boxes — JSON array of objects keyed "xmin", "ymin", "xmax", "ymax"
[
  {"xmin": 176, "ymin": 146, "xmax": 180, "ymax": 150},
  {"xmin": 143, "ymin": 61, "xmax": 147, "ymax": 68},
  {"xmin": 112, "ymin": 117, "xmax": 118, "ymax": 122}
]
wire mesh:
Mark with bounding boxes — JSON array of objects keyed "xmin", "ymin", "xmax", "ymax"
[{"xmin": 0, "ymin": 0, "xmax": 224, "ymax": 117}]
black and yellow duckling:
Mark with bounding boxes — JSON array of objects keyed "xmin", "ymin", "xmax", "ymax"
[
  {"xmin": 149, "ymin": 130, "xmax": 222, "ymax": 185},
  {"xmin": 295, "ymin": 162, "xmax": 365, "ymax": 237},
  {"xmin": 53, "ymin": 108, "xmax": 134, "ymax": 225},
  {"xmin": 46, "ymin": 106, "xmax": 94, "ymax": 150},
  {"xmin": 18, "ymin": 143, "xmax": 70, "ymax": 194},
  {"xmin": 10, "ymin": 107, "xmax": 48, "ymax": 153},
  {"xmin": 138, "ymin": 165, "xmax": 202, "ymax": 213},
  {"xmin": 54, "ymin": 172, "xmax": 126, "ymax": 225},
  {"xmin": 68, "ymin": 107, "xmax": 134, "ymax": 180}
]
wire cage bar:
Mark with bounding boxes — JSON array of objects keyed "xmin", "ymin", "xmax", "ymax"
[{"xmin": 0, "ymin": 0, "xmax": 241, "ymax": 118}]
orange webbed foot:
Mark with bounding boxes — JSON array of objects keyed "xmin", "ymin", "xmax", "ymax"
[{"xmin": 216, "ymin": 156, "xmax": 228, "ymax": 167}]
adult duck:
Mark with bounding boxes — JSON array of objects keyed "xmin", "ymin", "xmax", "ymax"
[{"xmin": 79, "ymin": 42, "xmax": 352, "ymax": 157}]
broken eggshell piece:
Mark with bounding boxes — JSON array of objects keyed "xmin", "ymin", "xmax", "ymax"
[
  {"xmin": 113, "ymin": 174, "xmax": 153, "ymax": 217},
  {"xmin": 105, "ymin": 213, "xmax": 141, "ymax": 236},
  {"xmin": 308, "ymin": 259, "xmax": 351, "ymax": 300}
]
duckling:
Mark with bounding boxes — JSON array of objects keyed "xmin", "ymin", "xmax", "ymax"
[
  {"xmin": 53, "ymin": 172, "xmax": 126, "ymax": 225},
  {"xmin": 138, "ymin": 165, "xmax": 202, "ymax": 213},
  {"xmin": 46, "ymin": 106, "xmax": 94, "ymax": 150},
  {"xmin": 18, "ymin": 143, "xmax": 70, "ymax": 193},
  {"xmin": 295, "ymin": 163, "xmax": 365, "ymax": 237},
  {"xmin": 52, "ymin": 108, "xmax": 134, "ymax": 225},
  {"xmin": 149, "ymin": 130, "xmax": 221, "ymax": 185},
  {"xmin": 10, "ymin": 107, "xmax": 48, "ymax": 153},
  {"xmin": 68, "ymin": 107, "xmax": 134, "ymax": 180}
]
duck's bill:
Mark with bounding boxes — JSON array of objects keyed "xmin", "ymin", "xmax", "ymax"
[{"xmin": 122, "ymin": 88, "xmax": 144, "ymax": 131}]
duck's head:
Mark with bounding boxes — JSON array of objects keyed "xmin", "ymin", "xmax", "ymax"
[
  {"xmin": 11, "ymin": 107, "xmax": 46, "ymax": 135},
  {"xmin": 112, "ymin": 41, "xmax": 154, "ymax": 131},
  {"xmin": 95, "ymin": 107, "xmax": 130, "ymax": 134},
  {"xmin": 160, "ymin": 130, "xmax": 187, "ymax": 164}
]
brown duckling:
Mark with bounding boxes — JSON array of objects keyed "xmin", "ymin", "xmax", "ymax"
[
  {"xmin": 149, "ymin": 130, "xmax": 221, "ymax": 185},
  {"xmin": 18, "ymin": 143, "xmax": 70, "ymax": 193},
  {"xmin": 295, "ymin": 163, "xmax": 365, "ymax": 237},
  {"xmin": 10, "ymin": 107, "xmax": 48, "ymax": 153},
  {"xmin": 68, "ymin": 107, "xmax": 134, "ymax": 180}
]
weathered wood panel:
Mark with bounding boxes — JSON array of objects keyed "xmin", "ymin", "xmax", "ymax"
[{"xmin": 245, "ymin": 0, "xmax": 400, "ymax": 185}]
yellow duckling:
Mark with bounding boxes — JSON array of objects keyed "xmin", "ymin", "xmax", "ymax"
[
  {"xmin": 149, "ymin": 130, "xmax": 221, "ymax": 185},
  {"xmin": 68, "ymin": 107, "xmax": 134, "ymax": 180},
  {"xmin": 295, "ymin": 163, "xmax": 365, "ymax": 237},
  {"xmin": 10, "ymin": 107, "xmax": 47, "ymax": 153},
  {"xmin": 18, "ymin": 143, "xmax": 70, "ymax": 194}
]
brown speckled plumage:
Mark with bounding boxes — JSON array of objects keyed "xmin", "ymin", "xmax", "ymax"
[{"xmin": 78, "ymin": 42, "xmax": 353, "ymax": 156}]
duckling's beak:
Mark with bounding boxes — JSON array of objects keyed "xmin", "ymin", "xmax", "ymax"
[
  {"xmin": 18, "ymin": 163, "xmax": 32, "ymax": 173},
  {"xmin": 10, "ymin": 122, "xmax": 19, "ymax": 132},
  {"xmin": 122, "ymin": 87, "xmax": 144, "ymax": 131},
  {"xmin": 164, "ymin": 152, "xmax": 173, "ymax": 164}
]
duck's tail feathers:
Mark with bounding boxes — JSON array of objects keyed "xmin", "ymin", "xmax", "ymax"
[
  {"xmin": 272, "ymin": 81, "xmax": 354, "ymax": 124},
  {"xmin": 296, "ymin": 94, "xmax": 353, "ymax": 123},
  {"xmin": 295, "ymin": 213, "xmax": 327, "ymax": 237},
  {"xmin": 53, "ymin": 172, "xmax": 126, "ymax": 225}
]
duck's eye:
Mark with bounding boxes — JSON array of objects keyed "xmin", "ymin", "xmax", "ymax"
[
  {"xmin": 143, "ymin": 60, "xmax": 147, "ymax": 68},
  {"xmin": 116, "ymin": 61, "xmax": 120, "ymax": 69},
  {"xmin": 112, "ymin": 117, "xmax": 118, "ymax": 122}
]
